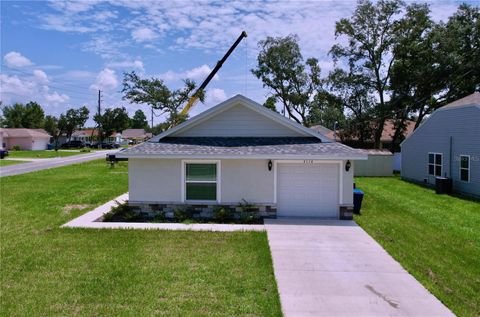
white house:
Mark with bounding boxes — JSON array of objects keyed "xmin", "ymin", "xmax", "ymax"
[
  {"xmin": 0, "ymin": 128, "xmax": 51, "ymax": 150},
  {"xmin": 117, "ymin": 95, "xmax": 366, "ymax": 219}
]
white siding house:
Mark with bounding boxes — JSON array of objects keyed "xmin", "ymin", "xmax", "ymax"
[
  {"xmin": 118, "ymin": 95, "xmax": 366, "ymax": 219},
  {"xmin": 401, "ymin": 92, "xmax": 480, "ymax": 198}
]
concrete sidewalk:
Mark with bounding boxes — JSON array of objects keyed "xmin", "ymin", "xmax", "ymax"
[{"xmin": 265, "ymin": 218, "xmax": 454, "ymax": 317}]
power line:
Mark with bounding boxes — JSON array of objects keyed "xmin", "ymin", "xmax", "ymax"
[{"xmin": 1, "ymin": 65, "xmax": 94, "ymax": 97}]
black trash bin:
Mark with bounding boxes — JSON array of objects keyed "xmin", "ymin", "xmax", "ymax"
[
  {"xmin": 353, "ymin": 189, "xmax": 364, "ymax": 214},
  {"xmin": 435, "ymin": 177, "xmax": 452, "ymax": 194}
]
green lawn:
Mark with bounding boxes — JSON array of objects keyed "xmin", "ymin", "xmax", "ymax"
[
  {"xmin": 0, "ymin": 159, "xmax": 26, "ymax": 167},
  {"xmin": 7, "ymin": 150, "xmax": 90, "ymax": 159},
  {"xmin": 0, "ymin": 160, "xmax": 281, "ymax": 316},
  {"xmin": 354, "ymin": 177, "xmax": 480, "ymax": 317}
]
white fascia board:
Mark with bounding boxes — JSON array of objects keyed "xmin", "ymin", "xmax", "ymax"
[{"xmin": 116, "ymin": 153, "xmax": 368, "ymax": 160}]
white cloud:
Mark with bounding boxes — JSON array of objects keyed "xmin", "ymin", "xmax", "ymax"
[
  {"xmin": 33, "ymin": 69, "xmax": 49, "ymax": 84},
  {"xmin": 90, "ymin": 68, "xmax": 118, "ymax": 91},
  {"xmin": 190, "ymin": 88, "xmax": 227, "ymax": 116},
  {"xmin": 206, "ymin": 88, "xmax": 227, "ymax": 104},
  {"xmin": 0, "ymin": 72, "xmax": 69, "ymax": 108},
  {"xmin": 44, "ymin": 91, "xmax": 69, "ymax": 103},
  {"xmin": 158, "ymin": 64, "xmax": 218, "ymax": 82},
  {"xmin": 3, "ymin": 51, "xmax": 33, "ymax": 68},
  {"xmin": 131, "ymin": 27, "xmax": 157, "ymax": 42},
  {"xmin": 106, "ymin": 59, "xmax": 144, "ymax": 72}
]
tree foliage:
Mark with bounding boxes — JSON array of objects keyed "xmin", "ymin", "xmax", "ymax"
[
  {"xmin": 1, "ymin": 101, "xmax": 45, "ymax": 128},
  {"xmin": 122, "ymin": 71, "xmax": 204, "ymax": 128},
  {"xmin": 62, "ymin": 106, "xmax": 90, "ymax": 141},
  {"xmin": 252, "ymin": 35, "xmax": 326, "ymax": 125},
  {"xmin": 331, "ymin": 0, "xmax": 404, "ymax": 148},
  {"xmin": 130, "ymin": 109, "xmax": 148, "ymax": 129},
  {"xmin": 94, "ymin": 107, "xmax": 130, "ymax": 143}
]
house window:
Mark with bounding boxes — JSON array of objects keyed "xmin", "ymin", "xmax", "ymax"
[
  {"xmin": 428, "ymin": 153, "xmax": 442, "ymax": 177},
  {"xmin": 185, "ymin": 163, "xmax": 217, "ymax": 201},
  {"xmin": 460, "ymin": 155, "xmax": 470, "ymax": 182}
]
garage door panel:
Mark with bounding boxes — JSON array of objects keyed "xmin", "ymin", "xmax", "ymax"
[{"xmin": 277, "ymin": 163, "xmax": 339, "ymax": 218}]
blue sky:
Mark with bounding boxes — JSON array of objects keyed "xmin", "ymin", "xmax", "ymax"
[{"xmin": 0, "ymin": 0, "xmax": 473, "ymax": 126}]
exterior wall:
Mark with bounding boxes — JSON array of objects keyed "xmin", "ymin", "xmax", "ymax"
[
  {"xmin": 221, "ymin": 159, "xmax": 274, "ymax": 203},
  {"xmin": 174, "ymin": 103, "xmax": 306, "ymax": 137},
  {"xmin": 354, "ymin": 155, "xmax": 393, "ymax": 177},
  {"xmin": 393, "ymin": 152, "xmax": 401, "ymax": 172},
  {"xmin": 402, "ymin": 106, "xmax": 480, "ymax": 197},
  {"xmin": 129, "ymin": 158, "xmax": 354, "ymax": 209},
  {"xmin": 129, "ymin": 158, "xmax": 182, "ymax": 203},
  {"xmin": 0, "ymin": 132, "xmax": 4, "ymax": 149}
]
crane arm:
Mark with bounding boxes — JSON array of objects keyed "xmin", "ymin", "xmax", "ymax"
[{"xmin": 180, "ymin": 31, "xmax": 247, "ymax": 116}]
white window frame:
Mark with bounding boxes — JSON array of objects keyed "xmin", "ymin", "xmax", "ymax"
[
  {"xmin": 459, "ymin": 155, "xmax": 470, "ymax": 183},
  {"xmin": 181, "ymin": 160, "xmax": 221, "ymax": 203},
  {"xmin": 428, "ymin": 152, "xmax": 443, "ymax": 177}
]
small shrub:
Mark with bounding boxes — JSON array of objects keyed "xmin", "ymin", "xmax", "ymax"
[
  {"xmin": 102, "ymin": 200, "xmax": 139, "ymax": 222},
  {"xmin": 80, "ymin": 148, "xmax": 91, "ymax": 153},
  {"xmin": 213, "ymin": 206, "xmax": 232, "ymax": 223},
  {"xmin": 174, "ymin": 208, "xmax": 189, "ymax": 222},
  {"xmin": 12, "ymin": 145, "xmax": 21, "ymax": 151},
  {"xmin": 152, "ymin": 211, "xmax": 166, "ymax": 222},
  {"xmin": 238, "ymin": 199, "xmax": 260, "ymax": 224}
]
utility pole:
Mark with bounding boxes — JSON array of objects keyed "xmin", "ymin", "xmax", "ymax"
[
  {"xmin": 151, "ymin": 107, "xmax": 154, "ymax": 129},
  {"xmin": 97, "ymin": 90, "xmax": 102, "ymax": 117},
  {"xmin": 97, "ymin": 90, "xmax": 102, "ymax": 147}
]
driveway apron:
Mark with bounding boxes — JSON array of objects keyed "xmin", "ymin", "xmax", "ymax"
[{"xmin": 265, "ymin": 218, "xmax": 454, "ymax": 317}]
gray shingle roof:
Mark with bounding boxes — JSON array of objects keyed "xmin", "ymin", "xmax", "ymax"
[{"xmin": 117, "ymin": 137, "xmax": 366, "ymax": 159}]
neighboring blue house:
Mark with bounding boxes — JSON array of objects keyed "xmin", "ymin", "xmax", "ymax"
[{"xmin": 401, "ymin": 92, "xmax": 480, "ymax": 198}]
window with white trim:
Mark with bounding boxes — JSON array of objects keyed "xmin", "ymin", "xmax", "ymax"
[
  {"xmin": 460, "ymin": 155, "xmax": 470, "ymax": 182},
  {"xmin": 185, "ymin": 163, "xmax": 217, "ymax": 201},
  {"xmin": 428, "ymin": 153, "xmax": 442, "ymax": 176}
]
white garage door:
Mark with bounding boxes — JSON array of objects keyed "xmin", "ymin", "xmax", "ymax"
[{"xmin": 277, "ymin": 163, "xmax": 339, "ymax": 218}]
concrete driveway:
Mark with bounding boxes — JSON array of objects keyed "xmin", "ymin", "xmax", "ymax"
[
  {"xmin": 265, "ymin": 218, "xmax": 454, "ymax": 317},
  {"xmin": 0, "ymin": 150, "xmax": 116, "ymax": 177}
]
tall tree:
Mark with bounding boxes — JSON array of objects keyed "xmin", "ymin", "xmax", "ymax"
[
  {"xmin": 328, "ymin": 69, "xmax": 376, "ymax": 145},
  {"xmin": 388, "ymin": 3, "xmax": 439, "ymax": 150},
  {"xmin": 63, "ymin": 106, "xmax": 90, "ymax": 141},
  {"xmin": 130, "ymin": 109, "xmax": 148, "ymax": 129},
  {"xmin": 44, "ymin": 115, "xmax": 61, "ymax": 150},
  {"xmin": 94, "ymin": 107, "xmax": 130, "ymax": 144},
  {"xmin": 2, "ymin": 102, "xmax": 45, "ymax": 128},
  {"xmin": 122, "ymin": 71, "xmax": 204, "ymax": 128},
  {"xmin": 330, "ymin": 0, "xmax": 404, "ymax": 148},
  {"xmin": 252, "ymin": 35, "xmax": 324, "ymax": 126},
  {"xmin": 23, "ymin": 102, "xmax": 45, "ymax": 128},
  {"xmin": 437, "ymin": 4, "xmax": 480, "ymax": 102}
]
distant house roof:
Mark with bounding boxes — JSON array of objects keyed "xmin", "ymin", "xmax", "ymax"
[
  {"xmin": 310, "ymin": 125, "xmax": 334, "ymax": 140},
  {"xmin": 358, "ymin": 149, "xmax": 393, "ymax": 156},
  {"xmin": 439, "ymin": 92, "xmax": 480, "ymax": 111},
  {"xmin": 122, "ymin": 129, "xmax": 149, "ymax": 139},
  {"xmin": 319, "ymin": 120, "xmax": 415, "ymax": 143},
  {"xmin": 117, "ymin": 137, "xmax": 366, "ymax": 159},
  {"xmin": 72, "ymin": 129, "xmax": 98, "ymax": 137},
  {"xmin": 0, "ymin": 128, "xmax": 51, "ymax": 138},
  {"xmin": 380, "ymin": 120, "xmax": 416, "ymax": 142}
]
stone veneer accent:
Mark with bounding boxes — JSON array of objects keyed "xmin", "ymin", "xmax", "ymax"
[
  {"xmin": 129, "ymin": 202, "xmax": 277, "ymax": 220},
  {"xmin": 339, "ymin": 205, "xmax": 354, "ymax": 220}
]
